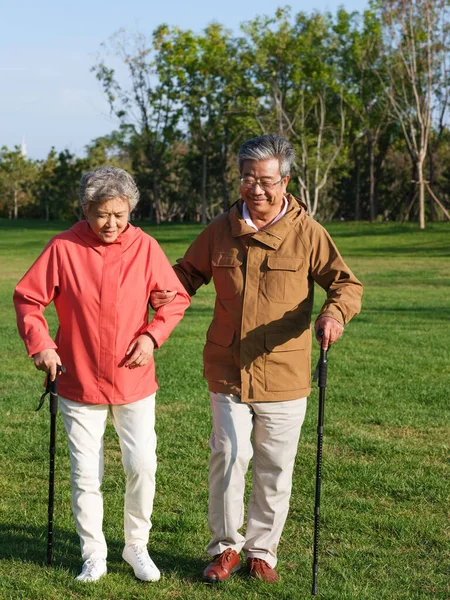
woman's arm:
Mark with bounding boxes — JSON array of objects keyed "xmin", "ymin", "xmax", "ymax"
[
  {"xmin": 140, "ymin": 238, "xmax": 191, "ymax": 349},
  {"xmin": 13, "ymin": 240, "xmax": 60, "ymax": 357},
  {"xmin": 13, "ymin": 240, "xmax": 63, "ymax": 379}
]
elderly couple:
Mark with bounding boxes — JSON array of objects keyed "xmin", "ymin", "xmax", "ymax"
[{"xmin": 14, "ymin": 134, "xmax": 362, "ymax": 584}]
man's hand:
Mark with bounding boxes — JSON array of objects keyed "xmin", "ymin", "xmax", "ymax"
[
  {"xmin": 314, "ymin": 317, "xmax": 344, "ymax": 350},
  {"xmin": 33, "ymin": 349, "xmax": 62, "ymax": 381},
  {"xmin": 125, "ymin": 334, "xmax": 155, "ymax": 368},
  {"xmin": 150, "ymin": 289, "xmax": 177, "ymax": 310}
]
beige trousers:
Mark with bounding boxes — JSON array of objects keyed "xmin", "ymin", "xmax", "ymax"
[
  {"xmin": 207, "ymin": 392, "xmax": 307, "ymax": 568},
  {"xmin": 59, "ymin": 394, "xmax": 157, "ymax": 560}
]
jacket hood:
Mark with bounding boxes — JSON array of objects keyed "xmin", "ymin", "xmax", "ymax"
[{"xmin": 69, "ymin": 220, "xmax": 142, "ymax": 252}]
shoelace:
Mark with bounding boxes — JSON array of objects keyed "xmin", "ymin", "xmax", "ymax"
[
  {"xmin": 215, "ymin": 548, "xmax": 234, "ymax": 564},
  {"xmin": 83, "ymin": 558, "xmax": 103, "ymax": 573},
  {"xmin": 131, "ymin": 545, "xmax": 151, "ymax": 566},
  {"xmin": 249, "ymin": 558, "xmax": 270, "ymax": 570}
]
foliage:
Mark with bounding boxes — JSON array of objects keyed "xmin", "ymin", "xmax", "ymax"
[
  {"xmin": 2, "ymin": 3, "xmax": 450, "ymax": 227},
  {"xmin": 0, "ymin": 147, "xmax": 38, "ymax": 219}
]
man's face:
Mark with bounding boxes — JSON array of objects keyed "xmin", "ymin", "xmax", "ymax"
[
  {"xmin": 83, "ymin": 197, "xmax": 130, "ymax": 243},
  {"xmin": 240, "ymin": 158, "xmax": 289, "ymax": 223}
]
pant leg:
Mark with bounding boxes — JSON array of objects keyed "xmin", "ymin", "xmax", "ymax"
[
  {"xmin": 59, "ymin": 396, "xmax": 109, "ymax": 560},
  {"xmin": 207, "ymin": 392, "xmax": 254, "ymax": 557},
  {"xmin": 244, "ymin": 397, "xmax": 307, "ymax": 568},
  {"xmin": 109, "ymin": 394, "xmax": 157, "ymax": 546}
]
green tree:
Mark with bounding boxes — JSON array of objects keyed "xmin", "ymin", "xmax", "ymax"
[
  {"xmin": 334, "ymin": 8, "xmax": 396, "ymax": 221},
  {"xmin": 156, "ymin": 23, "xmax": 249, "ymax": 222},
  {"xmin": 0, "ymin": 146, "xmax": 37, "ymax": 219},
  {"xmin": 374, "ymin": 0, "xmax": 450, "ymax": 228},
  {"xmin": 241, "ymin": 8, "xmax": 347, "ymax": 219},
  {"xmin": 93, "ymin": 29, "xmax": 183, "ymax": 223}
]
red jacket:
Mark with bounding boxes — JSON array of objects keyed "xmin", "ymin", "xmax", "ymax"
[{"xmin": 14, "ymin": 221, "xmax": 190, "ymax": 405}]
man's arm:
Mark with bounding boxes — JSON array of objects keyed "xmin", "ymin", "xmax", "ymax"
[
  {"xmin": 150, "ymin": 224, "xmax": 215, "ymax": 308},
  {"xmin": 309, "ymin": 223, "xmax": 363, "ymax": 349}
]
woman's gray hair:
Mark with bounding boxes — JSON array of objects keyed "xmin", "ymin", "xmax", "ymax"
[
  {"xmin": 238, "ymin": 134, "xmax": 295, "ymax": 177},
  {"xmin": 80, "ymin": 166, "xmax": 140, "ymax": 211}
]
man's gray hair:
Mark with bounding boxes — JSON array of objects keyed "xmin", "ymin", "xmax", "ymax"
[
  {"xmin": 238, "ymin": 134, "xmax": 295, "ymax": 177},
  {"xmin": 80, "ymin": 166, "xmax": 140, "ymax": 211}
]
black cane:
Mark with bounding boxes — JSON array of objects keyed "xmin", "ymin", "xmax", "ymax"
[
  {"xmin": 36, "ymin": 365, "xmax": 64, "ymax": 566},
  {"xmin": 312, "ymin": 330, "xmax": 328, "ymax": 596}
]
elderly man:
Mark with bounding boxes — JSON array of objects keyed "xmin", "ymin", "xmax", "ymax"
[{"xmin": 152, "ymin": 134, "xmax": 362, "ymax": 582}]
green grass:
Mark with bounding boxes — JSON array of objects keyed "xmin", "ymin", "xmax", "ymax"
[{"xmin": 0, "ymin": 219, "xmax": 449, "ymax": 600}]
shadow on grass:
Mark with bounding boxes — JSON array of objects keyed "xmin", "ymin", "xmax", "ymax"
[
  {"xmin": 357, "ymin": 306, "xmax": 450, "ymax": 321},
  {"xmin": 326, "ymin": 222, "xmax": 450, "ymax": 238},
  {"xmin": 0, "ymin": 524, "xmax": 206, "ymax": 582},
  {"xmin": 348, "ymin": 245, "xmax": 450, "ymax": 257}
]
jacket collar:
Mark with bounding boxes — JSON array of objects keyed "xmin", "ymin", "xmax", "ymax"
[
  {"xmin": 229, "ymin": 194, "xmax": 307, "ymax": 249},
  {"xmin": 69, "ymin": 220, "xmax": 141, "ymax": 251}
]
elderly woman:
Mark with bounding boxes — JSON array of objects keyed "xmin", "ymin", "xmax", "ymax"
[{"xmin": 14, "ymin": 166, "xmax": 190, "ymax": 583}]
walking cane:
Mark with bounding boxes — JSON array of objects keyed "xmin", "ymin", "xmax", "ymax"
[
  {"xmin": 312, "ymin": 329, "xmax": 328, "ymax": 596},
  {"xmin": 36, "ymin": 365, "xmax": 65, "ymax": 566}
]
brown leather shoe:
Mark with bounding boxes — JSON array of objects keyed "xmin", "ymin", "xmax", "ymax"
[
  {"xmin": 247, "ymin": 557, "xmax": 280, "ymax": 582},
  {"xmin": 202, "ymin": 548, "xmax": 241, "ymax": 582}
]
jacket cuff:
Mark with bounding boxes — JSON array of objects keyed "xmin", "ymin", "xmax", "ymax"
[
  {"xmin": 316, "ymin": 308, "xmax": 345, "ymax": 327},
  {"xmin": 25, "ymin": 336, "xmax": 57, "ymax": 358},
  {"xmin": 140, "ymin": 325, "xmax": 163, "ymax": 349}
]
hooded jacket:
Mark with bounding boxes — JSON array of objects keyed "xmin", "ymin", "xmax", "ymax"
[
  {"xmin": 14, "ymin": 221, "xmax": 190, "ymax": 404},
  {"xmin": 174, "ymin": 195, "xmax": 362, "ymax": 402}
]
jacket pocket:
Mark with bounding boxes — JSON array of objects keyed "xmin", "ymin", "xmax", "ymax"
[
  {"xmin": 265, "ymin": 256, "xmax": 303, "ymax": 303},
  {"xmin": 207, "ymin": 319, "xmax": 235, "ymax": 347},
  {"xmin": 204, "ymin": 320, "xmax": 238, "ymax": 385},
  {"xmin": 264, "ymin": 330, "xmax": 310, "ymax": 392},
  {"xmin": 212, "ymin": 251, "xmax": 243, "ymax": 300}
]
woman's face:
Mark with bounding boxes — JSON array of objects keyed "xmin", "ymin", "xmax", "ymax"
[{"xmin": 83, "ymin": 197, "xmax": 130, "ymax": 243}]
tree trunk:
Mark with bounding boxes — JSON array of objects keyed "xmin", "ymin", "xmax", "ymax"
[
  {"xmin": 14, "ymin": 187, "xmax": 19, "ymax": 219},
  {"xmin": 221, "ymin": 131, "xmax": 230, "ymax": 213},
  {"xmin": 368, "ymin": 135, "xmax": 376, "ymax": 222},
  {"xmin": 407, "ymin": 162, "xmax": 418, "ymax": 222},
  {"xmin": 427, "ymin": 150, "xmax": 438, "ymax": 221},
  {"xmin": 417, "ymin": 158, "xmax": 425, "ymax": 230},
  {"xmin": 152, "ymin": 176, "xmax": 161, "ymax": 225},
  {"xmin": 353, "ymin": 144, "xmax": 361, "ymax": 221},
  {"xmin": 201, "ymin": 152, "xmax": 207, "ymax": 225}
]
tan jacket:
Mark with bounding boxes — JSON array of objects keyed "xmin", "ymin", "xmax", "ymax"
[{"xmin": 174, "ymin": 195, "xmax": 362, "ymax": 402}]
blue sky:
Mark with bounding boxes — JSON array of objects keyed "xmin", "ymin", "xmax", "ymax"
[{"xmin": 1, "ymin": 0, "xmax": 367, "ymax": 160}]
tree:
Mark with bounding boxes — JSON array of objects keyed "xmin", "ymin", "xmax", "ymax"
[
  {"xmin": 374, "ymin": 0, "xmax": 450, "ymax": 228},
  {"xmin": 333, "ymin": 8, "xmax": 397, "ymax": 221},
  {"xmin": 93, "ymin": 29, "xmax": 183, "ymax": 223},
  {"xmin": 156, "ymin": 23, "xmax": 248, "ymax": 222},
  {"xmin": 241, "ymin": 8, "xmax": 347, "ymax": 219},
  {"xmin": 0, "ymin": 146, "xmax": 37, "ymax": 219}
]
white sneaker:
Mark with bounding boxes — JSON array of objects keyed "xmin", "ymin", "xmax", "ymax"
[
  {"xmin": 122, "ymin": 544, "xmax": 161, "ymax": 582},
  {"xmin": 75, "ymin": 557, "xmax": 107, "ymax": 582}
]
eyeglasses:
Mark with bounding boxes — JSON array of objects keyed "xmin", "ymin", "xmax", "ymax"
[{"xmin": 240, "ymin": 177, "xmax": 284, "ymax": 191}]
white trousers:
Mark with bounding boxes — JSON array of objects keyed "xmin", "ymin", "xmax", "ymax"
[
  {"xmin": 59, "ymin": 394, "xmax": 157, "ymax": 560},
  {"xmin": 207, "ymin": 392, "xmax": 307, "ymax": 568}
]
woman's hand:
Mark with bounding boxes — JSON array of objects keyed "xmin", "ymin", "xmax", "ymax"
[
  {"xmin": 125, "ymin": 334, "xmax": 155, "ymax": 368},
  {"xmin": 33, "ymin": 349, "xmax": 62, "ymax": 381}
]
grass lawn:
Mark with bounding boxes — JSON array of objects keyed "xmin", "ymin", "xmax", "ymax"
[{"xmin": 0, "ymin": 219, "xmax": 449, "ymax": 600}]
